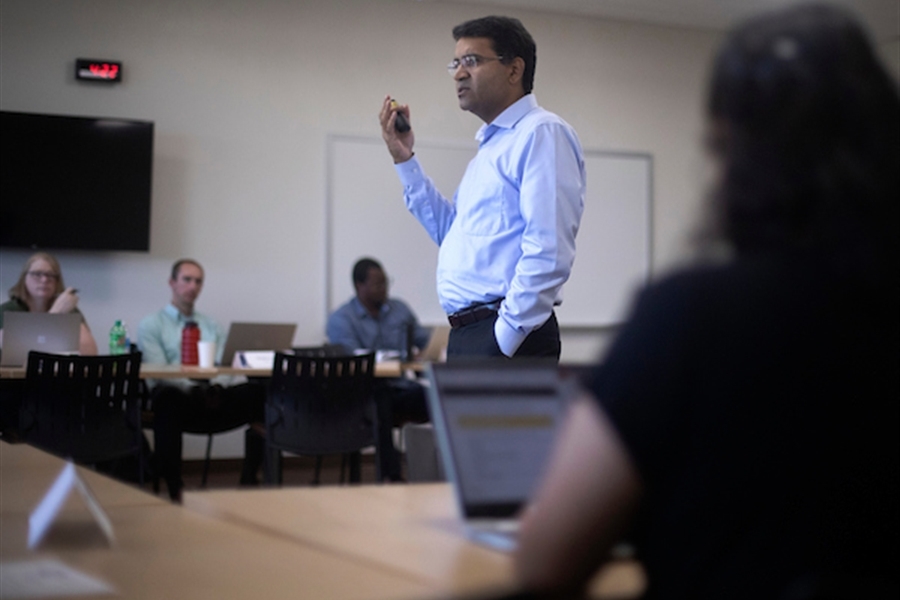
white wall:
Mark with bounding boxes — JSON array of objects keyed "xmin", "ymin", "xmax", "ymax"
[
  {"xmin": 0, "ymin": 0, "xmax": 720, "ymax": 361},
  {"xmin": 4, "ymin": 0, "xmax": 892, "ymax": 456}
]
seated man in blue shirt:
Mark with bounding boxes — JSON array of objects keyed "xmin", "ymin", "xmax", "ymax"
[
  {"xmin": 327, "ymin": 257, "xmax": 431, "ymax": 481},
  {"xmin": 138, "ymin": 259, "xmax": 265, "ymax": 501}
]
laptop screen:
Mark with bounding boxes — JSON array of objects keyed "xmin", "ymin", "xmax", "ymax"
[
  {"xmin": 1, "ymin": 312, "xmax": 81, "ymax": 367},
  {"xmin": 427, "ymin": 361, "xmax": 564, "ymax": 518},
  {"xmin": 219, "ymin": 322, "xmax": 296, "ymax": 367}
]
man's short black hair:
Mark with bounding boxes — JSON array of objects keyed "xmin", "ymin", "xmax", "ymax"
[
  {"xmin": 170, "ymin": 258, "xmax": 203, "ymax": 281},
  {"xmin": 453, "ymin": 15, "xmax": 536, "ymax": 94},
  {"xmin": 352, "ymin": 257, "xmax": 383, "ymax": 286}
]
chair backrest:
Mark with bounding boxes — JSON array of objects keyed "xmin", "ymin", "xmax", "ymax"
[
  {"xmin": 20, "ymin": 350, "xmax": 143, "ymax": 464},
  {"xmin": 266, "ymin": 351, "xmax": 376, "ymax": 456},
  {"xmin": 291, "ymin": 344, "xmax": 348, "ymax": 357}
]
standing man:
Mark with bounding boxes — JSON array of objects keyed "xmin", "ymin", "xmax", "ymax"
[
  {"xmin": 379, "ymin": 15, "xmax": 585, "ymax": 361},
  {"xmin": 138, "ymin": 259, "xmax": 265, "ymax": 502},
  {"xmin": 327, "ymin": 257, "xmax": 431, "ymax": 481}
]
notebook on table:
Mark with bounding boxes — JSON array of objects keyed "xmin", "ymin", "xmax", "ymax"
[
  {"xmin": 220, "ymin": 322, "xmax": 296, "ymax": 367},
  {"xmin": 425, "ymin": 360, "xmax": 566, "ymax": 552},
  {"xmin": 1, "ymin": 312, "xmax": 81, "ymax": 367}
]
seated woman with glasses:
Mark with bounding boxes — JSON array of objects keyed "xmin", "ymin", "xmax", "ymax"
[{"xmin": 0, "ymin": 252, "xmax": 98, "ymax": 356}]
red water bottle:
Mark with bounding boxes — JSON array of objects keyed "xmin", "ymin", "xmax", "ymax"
[{"xmin": 181, "ymin": 321, "xmax": 200, "ymax": 366}]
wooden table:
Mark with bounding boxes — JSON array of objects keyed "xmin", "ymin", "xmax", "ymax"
[
  {"xmin": 0, "ymin": 442, "xmax": 165, "ymax": 515},
  {"xmin": 185, "ymin": 484, "xmax": 645, "ymax": 599},
  {"xmin": 0, "ymin": 442, "xmax": 435, "ymax": 600},
  {"xmin": 2, "ymin": 443, "xmax": 643, "ymax": 599},
  {"xmin": 137, "ymin": 360, "xmax": 416, "ymax": 379},
  {"xmin": 1, "ymin": 360, "xmax": 415, "ymax": 380}
]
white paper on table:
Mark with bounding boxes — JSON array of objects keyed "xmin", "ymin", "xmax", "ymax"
[
  {"xmin": 28, "ymin": 462, "xmax": 114, "ymax": 549},
  {"xmin": 0, "ymin": 558, "xmax": 115, "ymax": 598},
  {"xmin": 231, "ymin": 350, "xmax": 275, "ymax": 369}
]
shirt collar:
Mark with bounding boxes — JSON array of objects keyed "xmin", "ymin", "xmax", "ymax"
[
  {"xmin": 475, "ymin": 94, "xmax": 538, "ymax": 144},
  {"xmin": 164, "ymin": 303, "xmax": 192, "ymax": 323},
  {"xmin": 351, "ymin": 297, "xmax": 390, "ymax": 319}
]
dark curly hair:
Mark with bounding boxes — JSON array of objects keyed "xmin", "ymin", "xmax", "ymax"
[
  {"xmin": 706, "ymin": 3, "xmax": 898, "ymax": 267},
  {"xmin": 453, "ymin": 16, "xmax": 536, "ymax": 94},
  {"xmin": 352, "ymin": 257, "xmax": 383, "ymax": 286}
]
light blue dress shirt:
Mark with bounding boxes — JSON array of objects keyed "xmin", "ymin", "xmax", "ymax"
[
  {"xmin": 395, "ymin": 94, "xmax": 585, "ymax": 356},
  {"xmin": 326, "ymin": 297, "xmax": 431, "ymax": 353}
]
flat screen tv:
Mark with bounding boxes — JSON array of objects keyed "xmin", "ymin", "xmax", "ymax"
[{"xmin": 0, "ymin": 110, "xmax": 154, "ymax": 251}]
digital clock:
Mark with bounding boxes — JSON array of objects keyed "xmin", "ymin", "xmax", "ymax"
[{"xmin": 75, "ymin": 59, "xmax": 122, "ymax": 83}]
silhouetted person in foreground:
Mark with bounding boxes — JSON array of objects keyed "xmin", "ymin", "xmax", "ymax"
[{"xmin": 515, "ymin": 4, "xmax": 899, "ymax": 599}]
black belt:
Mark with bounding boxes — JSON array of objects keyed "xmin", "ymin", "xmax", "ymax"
[{"xmin": 447, "ymin": 300, "xmax": 502, "ymax": 329}]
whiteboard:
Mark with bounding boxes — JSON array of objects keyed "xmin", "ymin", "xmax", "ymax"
[
  {"xmin": 326, "ymin": 135, "xmax": 652, "ymax": 327},
  {"xmin": 562, "ymin": 150, "xmax": 653, "ymax": 326}
]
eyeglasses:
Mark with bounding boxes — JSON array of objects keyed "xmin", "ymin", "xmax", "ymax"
[
  {"xmin": 27, "ymin": 270, "xmax": 60, "ymax": 281},
  {"xmin": 447, "ymin": 54, "xmax": 504, "ymax": 74}
]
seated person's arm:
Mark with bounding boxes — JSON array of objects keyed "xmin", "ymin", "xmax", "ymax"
[
  {"xmin": 397, "ymin": 300, "xmax": 430, "ymax": 353},
  {"xmin": 326, "ymin": 312, "xmax": 363, "ymax": 351},
  {"xmin": 138, "ymin": 315, "xmax": 195, "ymax": 390},
  {"xmin": 79, "ymin": 323, "xmax": 98, "ymax": 355},
  {"xmin": 413, "ymin": 322, "xmax": 431, "ymax": 352},
  {"xmin": 137, "ymin": 316, "xmax": 171, "ymax": 365},
  {"xmin": 49, "ymin": 287, "xmax": 79, "ymax": 314},
  {"xmin": 46, "ymin": 288, "xmax": 98, "ymax": 356},
  {"xmin": 214, "ymin": 322, "xmax": 226, "ymax": 365},
  {"xmin": 514, "ymin": 393, "xmax": 642, "ymax": 594}
]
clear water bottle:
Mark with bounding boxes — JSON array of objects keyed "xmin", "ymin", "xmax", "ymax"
[{"xmin": 109, "ymin": 319, "xmax": 128, "ymax": 355}]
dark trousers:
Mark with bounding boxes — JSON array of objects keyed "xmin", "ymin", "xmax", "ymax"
[
  {"xmin": 151, "ymin": 382, "xmax": 265, "ymax": 500},
  {"xmin": 373, "ymin": 378, "xmax": 429, "ymax": 481},
  {"xmin": 447, "ymin": 312, "xmax": 561, "ymax": 362}
]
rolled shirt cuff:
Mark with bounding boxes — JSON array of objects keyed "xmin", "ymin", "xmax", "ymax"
[
  {"xmin": 494, "ymin": 315, "xmax": 527, "ymax": 358},
  {"xmin": 394, "ymin": 154, "xmax": 425, "ymax": 186}
]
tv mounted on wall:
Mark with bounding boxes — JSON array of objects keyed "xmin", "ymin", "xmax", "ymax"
[{"xmin": 0, "ymin": 110, "xmax": 154, "ymax": 252}]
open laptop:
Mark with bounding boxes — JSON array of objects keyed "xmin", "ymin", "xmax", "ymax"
[
  {"xmin": 417, "ymin": 325, "xmax": 450, "ymax": 363},
  {"xmin": 1, "ymin": 312, "xmax": 81, "ymax": 367},
  {"xmin": 425, "ymin": 360, "xmax": 567, "ymax": 552},
  {"xmin": 219, "ymin": 322, "xmax": 296, "ymax": 367}
]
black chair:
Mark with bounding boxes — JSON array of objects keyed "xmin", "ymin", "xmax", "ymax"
[
  {"xmin": 291, "ymin": 344, "xmax": 348, "ymax": 357},
  {"xmin": 19, "ymin": 350, "xmax": 145, "ymax": 483},
  {"xmin": 192, "ymin": 397, "xmax": 261, "ymax": 489},
  {"xmin": 265, "ymin": 350, "xmax": 379, "ymax": 485}
]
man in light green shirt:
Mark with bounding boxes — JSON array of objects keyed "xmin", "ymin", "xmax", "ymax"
[{"xmin": 138, "ymin": 259, "xmax": 264, "ymax": 502}]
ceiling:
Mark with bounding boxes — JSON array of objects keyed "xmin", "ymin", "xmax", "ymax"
[{"xmin": 423, "ymin": 0, "xmax": 900, "ymax": 42}]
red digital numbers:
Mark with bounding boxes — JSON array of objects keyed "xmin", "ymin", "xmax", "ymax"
[
  {"xmin": 88, "ymin": 63, "xmax": 119, "ymax": 79},
  {"xmin": 76, "ymin": 59, "xmax": 122, "ymax": 82}
]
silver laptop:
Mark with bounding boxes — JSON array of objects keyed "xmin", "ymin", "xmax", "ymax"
[
  {"xmin": 417, "ymin": 326, "xmax": 450, "ymax": 363},
  {"xmin": 425, "ymin": 360, "xmax": 566, "ymax": 552},
  {"xmin": 1, "ymin": 312, "xmax": 81, "ymax": 367},
  {"xmin": 219, "ymin": 322, "xmax": 297, "ymax": 367}
]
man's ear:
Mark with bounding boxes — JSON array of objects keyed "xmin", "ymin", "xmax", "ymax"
[{"xmin": 508, "ymin": 56, "xmax": 525, "ymax": 87}]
